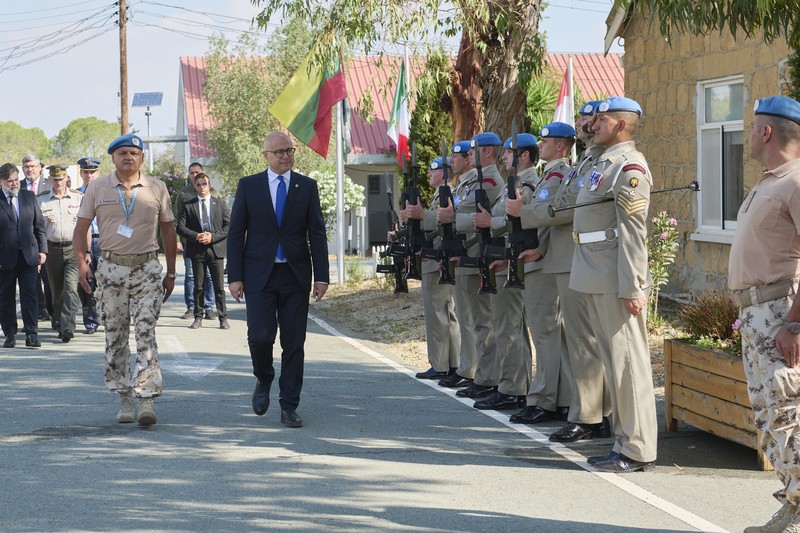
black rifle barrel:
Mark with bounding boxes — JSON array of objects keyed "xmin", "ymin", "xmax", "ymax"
[{"xmin": 547, "ymin": 180, "xmax": 700, "ymax": 217}]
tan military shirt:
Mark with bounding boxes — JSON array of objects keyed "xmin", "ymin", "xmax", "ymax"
[
  {"xmin": 570, "ymin": 140, "xmax": 652, "ymax": 297},
  {"xmin": 421, "ymin": 185, "xmax": 451, "ymax": 275},
  {"xmin": 516, "ymin": 166, "xmax": 549, "ymax": 273},
  {"xmin": 454, "ymin": 164, "xmax": 505, "ymax": 275},
  {"xmin": 78, "ymin": 171, "xmax": 175, "ymax": 255},
  {"xmin": 728, "ymin": 158, "xmax": 800, "ymax": 290},
  {"xmin": 38, "ymin": 189, "xmax": 82, "ymax": 243}
]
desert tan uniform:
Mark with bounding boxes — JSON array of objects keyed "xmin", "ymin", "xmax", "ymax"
[
  {"xmin": 488, "ymin": 189, "xmax": 533, "ymax": 396},
  {"xmin": 570, "ymin": 140, "xmax": 656, "ymax": 462},
  {"xmin": 523, "ymin": 147, "xmax": 612, "ymax": 424},
  {"xmin": 453, "ymin": 165, "xmax": 504, "ymax": 382},
  {"xmin": 420, "ymin": 185, "xmax": 460, "ymax": 372},
  {"xmin": 78, "ymin": 172, "xmax": 174, "ymax": 399},
  {"xmin": 728, "ymin": 158, "xmax": 800, "ymax": 506},
  {"xmin": 517, "ymin": 164, "xmax": 571, "ymax": 411},
  {"xmin": 38, "ymin": 189, "xmax": 82, "ymax": 335}
]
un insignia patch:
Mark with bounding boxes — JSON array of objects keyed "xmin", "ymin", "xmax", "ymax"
[{"xmin": 537, "ymin": 188, "xmax": 550, "ymax": 201}]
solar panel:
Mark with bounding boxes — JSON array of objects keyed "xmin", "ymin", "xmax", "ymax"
[{"xmin": 132, "ymin": 92, "xmax": 163, "ymax": 107}]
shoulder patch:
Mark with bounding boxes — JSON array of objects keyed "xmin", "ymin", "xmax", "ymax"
[
  {"xmin": 622, "ymin": 164, "xmax": 647, "ymax": 175},
  {"xmin": 480, "ymin": 178, "xmax": 497, "ymax": 187},
  {"xmin": 544, "ymin": 172, "xmax": 564, "ymax": 181},
  {"xmin": 537, "ymin": 188, "xmax": 550, "ymax": 201}
]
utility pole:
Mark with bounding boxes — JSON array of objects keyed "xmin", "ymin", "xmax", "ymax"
[{"xmin": 119, "ymin": 0, "xmax": 128, "ymax": 135}]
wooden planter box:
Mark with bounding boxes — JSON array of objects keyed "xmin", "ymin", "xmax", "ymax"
[{"xmin": 663, "ymin": 339, "xmax": 772, "ymax": 471}]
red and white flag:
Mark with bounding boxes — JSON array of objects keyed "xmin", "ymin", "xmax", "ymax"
[
  {"xmin": 552, "ymin": 58, "xmax": 574, "ymax": 128},
  {"xmin": 387, "ymin": 59, "xmax": 410, "ymax": 165}
]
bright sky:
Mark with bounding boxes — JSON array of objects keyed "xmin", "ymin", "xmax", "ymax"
[{"xmin": 0, "ymin": 0, "xmax": 622, "ymax": 142}]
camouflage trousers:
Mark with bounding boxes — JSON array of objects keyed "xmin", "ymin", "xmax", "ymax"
[
  {"xmin": 740, "ymin": 292, "xmax": 800, "ymax": 505},
  {"xmin": 95, "ymin": 257, "xmax": 163, "ymax": 398}
]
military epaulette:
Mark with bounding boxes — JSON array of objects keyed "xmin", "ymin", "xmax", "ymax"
[
  {"xmin": 544, "ymin": 172, "xmax": 564, "ymax": 181},
  {"xmin": 36, "ymin": 190, "xmax": 49, "ymax": 196},
  {"xmin": 479, "ymin": 178, "xmax": 497, "ymax": 187},
  {"xmin": 68, "ymin": 188, "xmax": 81, "ymax": 194},
  {"xmin": 521, "ymin": 182, "xmax": 536, "ymax": 192},
  {"xmin": 622, "ymin": 164, "xmax": 647, "ymax": 175}
]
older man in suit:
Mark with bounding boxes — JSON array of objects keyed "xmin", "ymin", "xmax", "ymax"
[
  {"xmin": 0, "ymin": 163, "xmax": 48, "ymax": 348},
  {"xmin": 21, "ymin": 153, "xmax": 54, "ymax": 324},
  {"xmin": 177, "ymin": 172, "xmax": 231, "ymax": 330},
  {"xmin": 227, "ymin": 131, "xmax": 329, "ymax": 428}
]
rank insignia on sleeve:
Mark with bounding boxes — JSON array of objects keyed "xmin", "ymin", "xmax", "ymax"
[
  {"xmin": 480, "ymin": 178, "xmax": 497, "ymax": 187},
  {"xmin": 629, "ymin": 177, "xmax": 639, "ymax": 188},
  {"xmin": 588, "ymin": 171, "xmax": 603, "ymax": 192},
  {"xmin": 622, "ymin": 164, "xmax": 647, "ymax": 175},
  {"xmin": 537, "ymin": 188, "xmax": 550, "ymax": 201},
  {"xmin": 617, "ymin": 194, "xmax": 647, "ymax": 215},
  {"xmin": 545, "ymin": 172, "xmax": 563, "ymax": 181}
]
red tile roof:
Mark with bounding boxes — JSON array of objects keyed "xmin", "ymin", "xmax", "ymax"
[{"xmin": 179, "ymin": 53, "xmax": 624, "ymax": 160}]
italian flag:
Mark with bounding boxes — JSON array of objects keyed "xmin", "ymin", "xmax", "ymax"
[
  {"xmin": 269, "ymin": 52, "xmax": 348, "ymax": 159},
  {"xmin": 387, "ymin": 59, "xmax": 410, "ymax": 165},
  {"xmin": 552, "ymin": 58, "xmax": 574, "ymax": 128}
]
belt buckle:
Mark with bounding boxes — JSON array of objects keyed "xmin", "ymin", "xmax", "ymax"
[
  {"xmin": 604, "ymin": 228, "xmax": 617, "ymax": 242},
  {"xmin": 748, "ymin": 286, "xmax": 759, "ymax": 307},
  {"xmin": 572, "ymin": 232, "xmax": 580, "ymax": 244}
]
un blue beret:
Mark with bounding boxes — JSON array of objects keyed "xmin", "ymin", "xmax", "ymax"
[
  {"xmin": 597, "ymin": 96, "xmax": 642, "ymax": 116},
  {"xmin": 451, "ymin": 140, "xmax": 472, "ymax": 154},
  {"xmin": 754, "ymin": 96, "xmax": 800, "ymax": 125},
  {"xmin": 47, "ymin": 164, "xmax": 69, "ymax": 178},
  {"xmin": 471, "ymin": 132, "xmax": 502, "ymax": 146},
  {"xmin": 579, "ymin": 100, "xmax": 603, "ymax": 116},
  {"xmin": 430, "ymin": 157, "xmax": 451, "ymax": 170},
  {"xmin": 77, "ymin": 157, "xmax": 101, "ymax": 170},
  {"xmin": 503, "ymin": 133, "xmax": 538, "ymax": 149},
  {"xmin": 107, "ymin": 133, "xmax": 144, "ymax": 154},
  {"xmin": 540, "ymin": 122, "xmax": 576, "ymax": 139}
]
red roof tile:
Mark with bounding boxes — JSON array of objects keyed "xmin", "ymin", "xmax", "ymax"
[{"xmin": 547, "ymin": 53, "xmax": 625, "ymax": 101}]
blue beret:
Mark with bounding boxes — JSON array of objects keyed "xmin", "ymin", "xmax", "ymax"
[
  {"xmin": 540, "ymin": 122, "xmax": 576, "ymax": 138},
  {"xmin": 503, "ymin": 133, "xmax": 538, "ymax": 149},
  {"xmin": 754, "ymin": 96, "xmax": 800, "ymax": 125},
  {"xmin": 471, "ymin": 132, "xmax": 502, "ymax": 146},
  {"xmin": 579, "ymin": 100, "xmax": 603, "ymax": 116},
  {"xmin": 451, "ymin": 140, "xmax": 472, "ymax": 154},
  {"xmin": 597, "ymin": 96, "xmax": 642, "ymax": 116},
  {"xmin": 47, "ymin": 164, "xmax": 69, "ymax": 178},
  {"xmin": 429, "ymin": 157, "xmax": 451, "ymax": 170},
  {"xmin": 107, "ymin": 133, "xmax": 144, "ymax": 154},
  {"xmin": 77, "ymin": 157, "xmax": 101, "ymax": 170}
]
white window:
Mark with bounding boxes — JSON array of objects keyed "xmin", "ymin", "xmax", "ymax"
[{"xmin": 693, "ymin": 77, "xmax": 745, "ymax": 243}]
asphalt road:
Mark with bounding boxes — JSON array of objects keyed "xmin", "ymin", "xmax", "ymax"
[{"xmin": 0, "ymin": 264, "xmax": 780, "ymax": 532}]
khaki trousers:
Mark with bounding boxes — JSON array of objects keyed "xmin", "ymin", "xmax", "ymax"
[
  {"xmin": 45, "ymin": 245, "xmax": 80, "ymax": 334},
  {"xmin": 421, "ymin": 271, "xmax": 460, "ymax": 372},
  {"xmin": 454, "ymin": 273, "xmax": 495, "ymax": 381},
  {"xmin": 495, "ymin": 283, "xmax": 532, "ymax": 396}
]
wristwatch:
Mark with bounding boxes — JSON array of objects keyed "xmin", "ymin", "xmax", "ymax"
[
  {"xmin": 784, "ymin": 321, "xmax": 800, "ymax": 334},
  {"xmin": 165, "ymin": 273, "xmax": 177, "ymax": 280}
]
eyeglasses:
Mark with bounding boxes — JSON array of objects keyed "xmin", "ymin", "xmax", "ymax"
[
  {"xmin": 264, "ymin": 148, "xmax": 296, "ymax": 158},
  {"xmin": 194, "ymin": 182, "xmax": 209, "ymax": 188}
]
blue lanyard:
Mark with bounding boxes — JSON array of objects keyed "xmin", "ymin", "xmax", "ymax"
[{"xmin": 117, "ymin": 185, "xmax": 138, "ymax": 223}]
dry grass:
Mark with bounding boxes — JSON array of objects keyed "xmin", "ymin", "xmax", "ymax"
[{"xmin": 314, "ymin": 277, "xmax": 682, "ymax": 391}]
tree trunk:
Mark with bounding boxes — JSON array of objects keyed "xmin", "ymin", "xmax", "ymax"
[{"xmin": 448, "ymin": 31, "xmax": 483, "ymax": 141}]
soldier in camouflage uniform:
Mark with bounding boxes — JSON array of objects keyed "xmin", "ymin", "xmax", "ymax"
[
  {"xmin": 729, "ymin": 96, "xmax": 800, "ymax": 533},
  {"xmin": 74, "ymin": 133, "xmax": 178, "ymax": 427},
  {"xmin": 569, "ymin": 97, "xmax": 656, "ymax": 473}
]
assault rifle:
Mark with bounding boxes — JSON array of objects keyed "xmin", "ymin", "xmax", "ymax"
[
  {"xmin": 419, "ymin": 140, "xmax": 459, "ymax": 285},
  {"xmin": 375, "ymin": 172, "xmax": 408, "ymax": 293},
  {"xmin": 503, "ymin": 128, "xmax": 539, "ymax": 289},
  {"xmin": 403, "ymin": 145, "xmax": 423, "ymax": 280},
  {"xmin": 460, "ymin": 140, "xmax": 497, "ymax": 295}
]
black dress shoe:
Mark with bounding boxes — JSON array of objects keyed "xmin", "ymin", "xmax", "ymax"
[
  {"xmin": 455, "ymin": 383, "xmax": 496, "ymax": 398},
  {"xmin": 38, "ymin": 310, "xmax": 51, "ymax": 321},
  {"xmin": 51, "ymin": 320, "xmax": 60, "ymax": 331},
  {"xmin": 3, "ymin": 334, "xmax": 15, "ymax": 348},
  {"xmin": 252, "ymin": 380, "xmax": 270, "ymax": 416},
  {"xmin": 415, "ymin": 367, "xmax": 448, "ymax": 380},
  {"xmin": 280, "ymin": 409, "xmax": 304, "ymax": 428},
  {"xmin": 510, "ymin": 405, "xmax": 557, "ymax": 424},
  {"xmin": 587, "ymin": 450, "xmax": 621, "ymax": 466},
  {"xmin": 556, "ymin": 406, "xmax": 570, "ymax": 421},
  {"xmin": 25, "ymin": 333, "xmax": 41, "ymax": 348},
  {"xmin": 438, "ymin": 373, "xmax": 473, "ymax": 388},
  {"xmin": 474, "ymin": 392, "xmax": 526, "ymax": 410},
  {"xmin": 61, "ymin": 330, "xmax": 74, "ymax": 343},
  {"xmin": 549, "ymin": 419, "xmax": 610, "ymax": 442},
  {"xmin": 593, "ymin": 453, "xmax": 654, "ymax": 473}
]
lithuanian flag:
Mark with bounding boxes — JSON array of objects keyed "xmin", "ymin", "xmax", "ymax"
[{"xmin": 269, "ymin": 53, "xmax": 348, "ymax": 159}]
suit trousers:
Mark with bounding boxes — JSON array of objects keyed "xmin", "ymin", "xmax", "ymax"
[
  {"xmin": 524, "ymin": 269, "xmax": 572, "ymax": 411},
  {"xmin": 45, "ymin": 245, "xmax": 80, "ymax": 334},
  {"xmin": 555, "ymin": 273, "xmax": 611, "ymax": 424},
  {"xmin": 586, "ymin": 292, "xmax": 657, "ymax": 463},
  {"xmin": 0, "ymin": 251, "xmax": 39, "ymax": 335},
  {"xmin": 495, "ymin": 283, "xmax": 532, "ymax": 396},
  {"xmin": 421, "ymin": 271, "xmax": 460, "ymax": 372},
  {"xmin": 191, "ymin": 252, "xmax": 226, "ymax": 319},
  {"xmin": 245, "ymin": 263, "xmax": 309, "ymax": 411}
]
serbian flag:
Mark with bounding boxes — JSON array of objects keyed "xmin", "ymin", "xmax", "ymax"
[
  {"xmin": 552, "ymin": 58, "xmax": 574, "ymax": 128},
  {"xmin": 387, "ymin": 59, "xmax": 410, "ymax": 165},
  {"xmin": 269, "ymin": 52, "xmax": 347, "ymax": 159}
]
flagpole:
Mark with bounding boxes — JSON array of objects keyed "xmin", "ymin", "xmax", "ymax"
[
  {"xmin": 568, "ymin": 56, "xmax": 577, "ymax": 161},
  {"xmin": 336, "ymin": 98, "xmax": 346, "ymax": 285}
]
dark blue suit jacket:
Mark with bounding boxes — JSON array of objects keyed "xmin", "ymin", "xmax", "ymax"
[
  {"xmin": 227, "ymin": 169, "xmax": 329, "ymax": 293},
  {"xmin": 0, "ymin": 190, "xmax": 47, "ymax": 270},
  {"xmin": 176, "ymin": 195, "xmax": 230, "ymax": 260}
]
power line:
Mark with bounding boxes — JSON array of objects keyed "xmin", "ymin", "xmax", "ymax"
[
  {"xmin": 0, "ymin": 1, "xmax": 116, "ymax": 24},
  {"xmin": 0, "ymin": 25, "xmax": 116, "ymax": 73},
  {"xmin": 0, "ymin": 0, "xmax": 108, "ymax": 17}
]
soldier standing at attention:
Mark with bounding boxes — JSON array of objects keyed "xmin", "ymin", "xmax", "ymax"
[
  {"xmin": 37, "ymin": 164, "xmax": 83, "ymax": 343},
  {"xmin": 729, "ymin": 96, "xmax": 800, "ymax": 533},
  {"xmin": 570, "ymin": 97, "xmax": 656, "ymax": 473},
  {"xmin": 404, "ymin": 156, "xmax": 460, "ymax": 380},
  {"xmin": 73, "ymin": 133, "xmax": 178, "ymax": 427}
]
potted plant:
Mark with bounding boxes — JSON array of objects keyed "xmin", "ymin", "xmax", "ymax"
[{"xmin": 663, "ymin": 292, "xmax": 772, "ymax": 470}]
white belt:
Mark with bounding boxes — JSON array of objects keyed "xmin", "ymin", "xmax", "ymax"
[{"xmin": 573, "ymin": 228, "xmax": 618, "ymax": 244}]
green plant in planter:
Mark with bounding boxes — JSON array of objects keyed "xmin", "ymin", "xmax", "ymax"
[
  {"xmin": 647, "ymin": 210, "xmax": 679, "ymax": 325},
  {"xmin": 678, "ymin": 291, "xmax": 742, "ymax": 355}
]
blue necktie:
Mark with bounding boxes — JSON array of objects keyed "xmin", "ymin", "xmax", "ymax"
[{"xmin": 275, "ymin": 175, "xmax": 286, "ymax": 261}]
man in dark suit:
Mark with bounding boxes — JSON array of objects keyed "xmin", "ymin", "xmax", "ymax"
[
  {"xmin": 0, "ymin": 163, "xmax": 48, "ymax": 348},
  {"xmin": 177, "ymin": 172, "xmax": 231, "ymax": 330},
  {"xmin": 21, "ymin": 153, "xmax": 54, "ymax": 324},
  {"xmin": 227, "ymin": 132, "xmax": 329, "ymax": 428}
]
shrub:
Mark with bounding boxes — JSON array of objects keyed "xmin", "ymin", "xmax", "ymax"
[{"xmin": 678, "ymin": 291, "xmax": 741, "ymax": 354}]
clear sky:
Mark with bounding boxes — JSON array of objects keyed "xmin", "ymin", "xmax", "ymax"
[{"xmin": 0, "ymin": 0, "xmax": 622, "ymax": 142}]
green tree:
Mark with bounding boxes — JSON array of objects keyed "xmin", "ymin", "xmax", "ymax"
[
  {"xmin": 0, "ymin": 121, "xmax": 51, "ymax": 164},
  {"xmin": 50, "ymin": 117, "xmax": 118, "ymax": 172}
]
